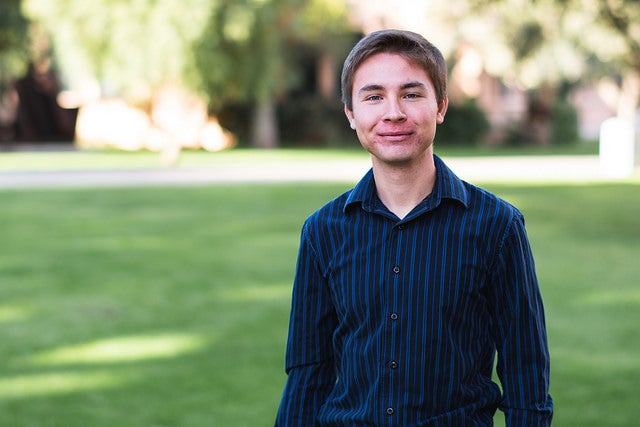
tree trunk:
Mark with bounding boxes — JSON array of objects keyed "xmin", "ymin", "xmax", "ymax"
[
  {"xmin": 617, "ymin": 72, "xmax": 639, "ymax": 120},
  {"xmin": 251, "ymin": 96, "xmax": 279, "ymax": 149},
  {"xmin": 318, "ymin": 50, "xmax": 337, "ymax": 100},
  {"xmin": 523, "ymin": 86, "xmax": 556, "ymax": 145}
]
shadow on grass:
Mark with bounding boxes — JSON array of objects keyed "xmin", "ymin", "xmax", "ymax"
[{"xmin": 0, "ymin": 181, "xmax": 638, "ymax": 426}]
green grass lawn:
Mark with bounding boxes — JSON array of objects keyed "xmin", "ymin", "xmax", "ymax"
[
  {"xmin": 1, "ymin": 178, "xmax": 639, "ymax": 426},
  {"xmin": 0, "ymin": 142, "xmax": 599, "ymax": 172}
]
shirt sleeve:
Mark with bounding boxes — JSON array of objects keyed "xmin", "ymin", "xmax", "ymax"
[
  {"xmin": 275, "ymin": 223, "xmax": 338, "ymax": 426},
  {"xmin": 487, "ymin": 213, "xmax": 554, "ymax": 426}
]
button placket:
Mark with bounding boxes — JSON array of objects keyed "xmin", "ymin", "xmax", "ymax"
[{"xmin": 384, "ymin": 221, "xmax": 404, "ymax": 424}]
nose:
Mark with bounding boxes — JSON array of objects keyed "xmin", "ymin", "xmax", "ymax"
[{"xmin": 383, "ymin": 99, "xmax": 406, "ymax": 122}]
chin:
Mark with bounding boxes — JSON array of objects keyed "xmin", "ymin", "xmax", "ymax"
[{"xmin": 379, "ymin": 143, "xmax": 432, "ymax": 159}]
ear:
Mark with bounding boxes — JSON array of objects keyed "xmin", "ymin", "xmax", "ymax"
[
  {"xmin": 344, "ymin": 105, "xmax": 356, "ymax": 129},
  {"xmin": 436, "ymin": 95, "xmax": 449, "ymax": 124}
]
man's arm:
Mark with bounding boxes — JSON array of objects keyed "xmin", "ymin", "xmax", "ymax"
[
  {"xmin": 488, "ymin": 213, "xmax": 553, "ymax": 426},
  {"xmin": 275, "ymin": 226, "xmax": 337, "ymax": 426},
  {"xmin": 276, "ymin": 362, "xmax": 336, "ymax": 426}
]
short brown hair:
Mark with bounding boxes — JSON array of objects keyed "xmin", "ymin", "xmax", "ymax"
[{"xmin": 341, "ymin": 29, "xmax": 447, "ymax": 111}]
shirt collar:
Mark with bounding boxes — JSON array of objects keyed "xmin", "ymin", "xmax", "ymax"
[{"xmin": 344, "ymin": 155, "xmax": 469, "ymax": 214}]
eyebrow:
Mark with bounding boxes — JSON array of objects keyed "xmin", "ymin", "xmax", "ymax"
[
  {"xmin": 358, "ymin": 81, "xmax": 427, "ymax": 94},
  {"xmin": 358, "ymin": 84, "xmax": 384, "ymax": 94}
]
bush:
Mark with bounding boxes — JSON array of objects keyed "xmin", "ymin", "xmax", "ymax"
[
  {"xmin": 501, "ymin": 120, "xmax": 529, "ymax": 147},
  {"xmin": 217, "ymin": 96, "xmax": 358, "ymax": 148},
  {"xmin": 216, "ymin": 101, "xmax": 253, "ymax": 146},
  {"xmin": 278, "ymin": 95, "xmax": 356, "ymax": 147},
  {"xmin": 550, "ymin": 100, "xmax": 579, "ymax": 145},
  {"xmin": 437, "ymin": 98, "xmax": 490, "ymax": 146}
]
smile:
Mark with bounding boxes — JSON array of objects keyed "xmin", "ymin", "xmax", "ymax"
[{"xmin": 378, "ymin": 132, "xmax": 413, "ymax": 141}]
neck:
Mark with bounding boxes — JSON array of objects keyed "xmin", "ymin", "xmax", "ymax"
[{"xmin": 371, "ymin": 154, "xmax": 436, "ymax": 219}]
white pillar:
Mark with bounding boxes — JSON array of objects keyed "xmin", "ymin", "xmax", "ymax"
[{"xmin": 599, "ymin": 117, "xmax": 635, "ymax": 178}]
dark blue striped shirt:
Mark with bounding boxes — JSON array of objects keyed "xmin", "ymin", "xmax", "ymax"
[{"xmin": 276, "ymin": 155, "xmax": 553, "ymax": 426}]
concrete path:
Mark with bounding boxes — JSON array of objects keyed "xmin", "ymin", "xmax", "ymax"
[{"xmin": 0, "ymin": 155, "xmax": 629, "ymax": 189}]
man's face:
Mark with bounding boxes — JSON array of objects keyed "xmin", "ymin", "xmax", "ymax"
[{"xmin": 345, "ymin": 53, "xmax": 447, "ymax": 167}]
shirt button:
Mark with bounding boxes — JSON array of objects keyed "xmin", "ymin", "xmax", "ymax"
[
  {"xmin": 390, "ymin": 313, "xmax": 398, "ymax": 320},
  {"xmin": 393, "ymin": 266, "xmax": 400, "ymax": 274},
  {"xmin": 389, "ymin": 360, "xmax": 398, "ymax": 369},
  {"xmin": 386, "ymin": 407, "xmax": 394, "ymax": 415}
]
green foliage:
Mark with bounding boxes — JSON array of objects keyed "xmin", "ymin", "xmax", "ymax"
[
  {"xmin": 501, "ymin": 120, "xmax": 529, "ymax": 147},
  {"xmin": 278, "ymin": 95, "xmax": 356, "ymax": 147},
  {"xmin": 17, "ymin": 0, "xmax": 354, "ymax": 147},
  {"xmin": 22, "ymin": 0, "xmax": 213, "ymax": 95},
  {"xmin": 550, "ymin": 100, "xmax": 579, "ymax": 145},
  {"xmin": 0, "ymin": 178, "xmax": 639, "ymax": 426},
  {"xmin": 452, "ymin": 0, "xmax": 586, "ymax": 89},
  {"xmin": 194, "ymin": 0, "xmax": 351, "ymax": 111},
  {"xmin": 18, "ymin": 0, "xmax": 353, "ymax": 103},
  {"xmin": 194, "ymin": 0, "xmax": 304, "ymax": 109},
  {"xmin": 436, "ymin": 98, "xmax": 490, "ymax": 146},
  {"xmin": 0, "ymin": 0, "xmax": 29, "ymax": 89},
  {"xmin": 472, "ymin": 0, "xmax": 640, "ymax": 83},
  {"xmin": 589, "ymin": 0, "xmax": 640, "ymax": 72},
  {"xmin": 510, "ymin": 21, "xmax": 545, "ymax": 60},
  {"xmin": 11, "ymin": 0, "xmax": 637, "ymax": 147}
]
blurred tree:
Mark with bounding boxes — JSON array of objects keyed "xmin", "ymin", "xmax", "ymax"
[
  {"xmin": 22, "ymin": 0, "xmax": 352, "ymax": 148},
  {"xmin": 195, "ymin": 0, "xmax": 305, "ymax": 148},
  {"xmin": 296, "ymin": 0, "xmax": 354, "ymax": 99},
  {"xmin": 471, "ymin": 0, "xmax": 640, "ymax": 127},
  {"xmin": 0, "ymin": 0, "xmax": 29, "ymax": 141},
  {"xmin": 22, "ymin": 0, "xmax": 212, "ymax": 102},
  {"xmin": 447, "ymin": 0, "xmax": 587, "ymax": 144},
  {"xmin": 0, "ymin": 0, "xmax": 29, "ymax": 91},
  {"xmin": 195, "ymin": 0, "xmax": 352, "ymax": 148},
  {"xmin": 567, "ymin": 0, "xmax": 640, "ymax": 120}
]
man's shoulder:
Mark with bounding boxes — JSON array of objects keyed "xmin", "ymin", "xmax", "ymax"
[
  {"xmin": 462, "ymin": 180, "xmax": 523, "ymax": 221},
  {"xmin": 304, "ymin": 189, "xmax": 353, "ymax": 228}
]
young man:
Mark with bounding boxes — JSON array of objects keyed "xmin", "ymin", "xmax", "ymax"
[{"xmin": 275, "ymin": 29, "xmax": 553, "ymax": 426}]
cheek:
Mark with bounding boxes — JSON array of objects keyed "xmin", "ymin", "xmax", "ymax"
[{"xmin": 351, "ymin": 111, "xmax": 381, "ymax": 132}]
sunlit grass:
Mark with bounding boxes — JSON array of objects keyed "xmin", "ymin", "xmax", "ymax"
[
  {"xmin": 580, "ymin": 288, "xmax": 640, "ymax": 306},
  {"xmin": 0, "ymin": 371, "xmax": 128, "ymax": 400},
  {"xmin": 28, "ymin": 333, "xmax": 208, "ymax": 366},
  {"xmin": 0, "ymin": 143, "xmax": 599, "ymax": 172},
  {"xmin": 220, "ymin": 284, "xmax": 292, "ymax": 302},
  {"xmin": 0, "ymin": 305, "xmax": 32, "ymax": 323},
  {"xmin": 0, "ymin": 179, "xmax": 638, "ymax": 426},
  {"xmin": 0, "ymin": 148, "xmax": 367, "ymax": 171}
]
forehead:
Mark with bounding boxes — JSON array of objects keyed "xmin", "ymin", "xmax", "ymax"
[{"xmin": 353, "ymin": 52, "xmax": 432, "ymax": 89}]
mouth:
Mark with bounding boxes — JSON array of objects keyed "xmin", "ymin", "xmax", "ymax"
[{"xmin": 378, "ymin": 131, "xmax": 414, "ymax": 142}]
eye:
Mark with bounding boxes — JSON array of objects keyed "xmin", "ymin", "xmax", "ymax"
[
  {"xmin": 404, "ymin": 92, "xmax": 421, "ymax": 99},
  {"xmin": 365, "ymin": 94, "xmax": 382, "ymax": 102}
]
